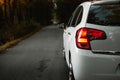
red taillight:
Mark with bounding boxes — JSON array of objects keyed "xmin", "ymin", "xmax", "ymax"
[{"xmin": 76, "ymin": 27, "xmax": 106, "ymax": 50}]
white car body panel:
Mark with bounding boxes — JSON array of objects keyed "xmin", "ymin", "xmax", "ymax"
[
  {"xmin": 72, "ymin": 50, "xmax": 120, "ymax": 80},
  {"xmin": 63, "ymin": 27, "xmax": 75, "ymax": 65},
  {"xmin": 63, "ymin": 1, "xmax": 120, "ymax": 80}
]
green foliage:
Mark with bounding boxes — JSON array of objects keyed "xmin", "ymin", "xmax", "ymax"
[
  {"xmin": 0, "ymin": 20, "xmax": 40, "ymax": 45},
  {"xmin": 12, "ymin": 20, "xmax": 40, "ymax": 38},
  {"xmin": 0, "ymin": 0, "xmax": 49, "ymax": 45}
]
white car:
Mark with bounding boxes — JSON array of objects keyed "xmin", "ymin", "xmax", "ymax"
[{"xmin": 62, "ymin": 0, "xmax": 120, "ymax": 80}]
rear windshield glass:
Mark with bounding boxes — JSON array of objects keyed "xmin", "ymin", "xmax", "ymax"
[{"xmin": 87, "ymin": 4, "xmax": 120, "ymax": 26}]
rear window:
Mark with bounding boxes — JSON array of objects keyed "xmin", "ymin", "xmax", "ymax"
[{"xmin": 87, "ymin": 4, "xmax": 120, "ymax": 26}]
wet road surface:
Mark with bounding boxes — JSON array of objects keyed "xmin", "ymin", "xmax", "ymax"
[{"xmin": 0, "ymin": 25, "xmax": 68, "ymax": 80}]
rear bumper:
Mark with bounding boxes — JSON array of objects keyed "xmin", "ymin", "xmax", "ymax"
[{"xmin": 71, "ymin": 49, "xmax": 120, "ymax": 80}]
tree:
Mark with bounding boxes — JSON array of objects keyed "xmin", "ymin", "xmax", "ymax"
[{"xmin": 4, "ymin": 0, "xmax": 7, "ymax": 23}]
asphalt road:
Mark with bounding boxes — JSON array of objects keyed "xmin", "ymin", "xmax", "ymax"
[{"xmin": 0, "ymin": 25, "xmax": 68, "ymax": 80}]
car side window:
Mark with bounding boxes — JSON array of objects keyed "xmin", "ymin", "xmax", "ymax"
[
  {"xmin": 75, "ymin": 6, "xmax": 83, "ymax": 26},
  {"xmin": 66, "ymin": 16, "xmax": 72, "ymax": 27},
  {"xmin": 70, "ymin": 6, "xmax": 83, "ymax": 27}
]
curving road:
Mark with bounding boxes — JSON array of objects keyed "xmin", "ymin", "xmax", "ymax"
[{"xmin": 0, "ymin": 25, "xmax": 68, "ymax": 80}]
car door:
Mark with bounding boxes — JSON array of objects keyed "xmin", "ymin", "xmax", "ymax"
[{"xmin": 63, "ymin": 6, "xmax": 83, "ymax": 65}]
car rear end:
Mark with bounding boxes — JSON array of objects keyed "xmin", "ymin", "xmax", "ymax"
[{"xmin": 73, "ymin": 1, "xmax": 120, "ymax": 80}]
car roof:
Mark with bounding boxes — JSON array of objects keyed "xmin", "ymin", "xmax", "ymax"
[
  {"xmin": 91, "ymin": 0, "xmax": 120, "ymax": 5},
  {"xmin": 80, "ymin": 0, "xmax": 120, "ymax": 7}
]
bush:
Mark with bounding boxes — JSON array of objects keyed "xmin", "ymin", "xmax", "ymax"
[{"xmin": 0, "ymin": 20, "xmax": 40, "ymax": 45}]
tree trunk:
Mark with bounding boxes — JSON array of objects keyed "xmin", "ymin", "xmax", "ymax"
[
  {"xmin": 8, "ymin": 0, "xmax": 11, "ymax": 24},
  {"xmin": 12, "ymin": 0, "xmax": 18, "ymax": 24},
  {"xmin": 4, "ymin": 0, "xmax": 7, "ymax": 23}
]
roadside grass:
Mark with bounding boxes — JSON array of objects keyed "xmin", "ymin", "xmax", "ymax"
[
  {"xmin": 0, "ymin": 38, "xmax": 21, "ymax": 53},
  {"xmin": 0, "ymin": 23, "xmax": 43, "ymax": 53}
]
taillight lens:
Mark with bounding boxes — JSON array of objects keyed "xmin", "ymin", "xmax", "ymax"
[{"xmin": 76, "ymin": 27, "xmax": 106, "ymax": 50}]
